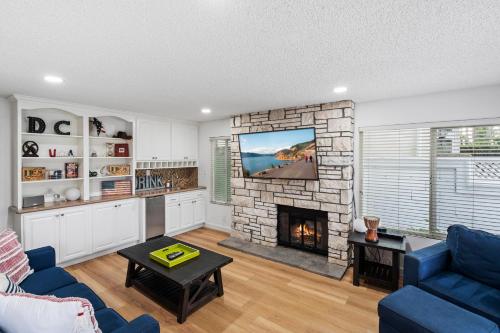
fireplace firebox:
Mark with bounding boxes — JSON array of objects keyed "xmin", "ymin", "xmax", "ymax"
[{"xmin": 277, "ymin": 205, "xmax": 328, "ymax": 255}]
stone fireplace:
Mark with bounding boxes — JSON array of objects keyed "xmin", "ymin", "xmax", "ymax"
[{"xmin": 230, "ymin": 100, "xmax": 354, "ymax": 267}]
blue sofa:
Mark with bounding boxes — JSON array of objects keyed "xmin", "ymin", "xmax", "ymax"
[
  {"xmin": 404, "ymin": 226, "xmax": 500, "ymax": 326},
  {"xmin": 379, "ymin": 225, "xmax": 500, "ymax": 332},
  {"xmin": 3, "ymin": 246, "xmax": 159, "ymax": 333}
]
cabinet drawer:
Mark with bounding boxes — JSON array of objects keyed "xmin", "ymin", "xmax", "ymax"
[
  {"xmin": 194, "ymin": 191, "xmax": 206, "ymax": 199},
  {"xmin": 165, "ymin": 194, "xmax": 180, "ymax": 204},
  {"xmin": 179, "ymin": 193, "xmax": 196, "ymax": 201}
]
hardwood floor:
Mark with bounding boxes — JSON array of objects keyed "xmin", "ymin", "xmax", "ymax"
[{"xmin": 67, "ymin": 228, "xmax": 387, "ymax": 333}]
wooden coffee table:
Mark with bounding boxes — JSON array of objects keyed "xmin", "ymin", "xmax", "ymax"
[{"xmin": 118, "ymin": 236, "xmax": 233, "ymax": 323}]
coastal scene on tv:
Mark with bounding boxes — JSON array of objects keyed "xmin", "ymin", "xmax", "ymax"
[{"xmin": 239, "ymin": 128, "xmax": 318, "ymax": 179}]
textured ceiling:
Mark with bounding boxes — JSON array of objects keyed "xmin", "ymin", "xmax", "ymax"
[{"xmin": 1, "ymin": 1, "xmax": 499, "ymax": 121}]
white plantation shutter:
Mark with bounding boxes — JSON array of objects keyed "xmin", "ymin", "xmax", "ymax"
[
  {"xmin": 361, "ymin": 124, "xmax": 500, "ymax": 238},
  {"xmin": 210, "ymin": 137, "xmax": 231, "ymax": 204}
]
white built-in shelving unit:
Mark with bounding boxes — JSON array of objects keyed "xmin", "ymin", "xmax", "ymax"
[
  {"xmin": 11, "ymin": 95, "xmax": 136, "ymax": 207},
  {"xmin": 11, "ymin": 94, "xmax": 200, "ymax": 209}
]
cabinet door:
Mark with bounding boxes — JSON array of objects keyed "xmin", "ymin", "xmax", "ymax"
[
  {"xmin": 156, "ymin": 122, "xmax": 172, "ymax": 160},
  {"xmin": 171, "ymin": 122, "xmax": 198, "ymax": 160},
  {"xmin": 92, "ymin": 202, "xmax": 116, "ymax": 252},
  {"xmin": 23, "ymin": 211, "xmax": 60, "ymax": 261},
  {"xmin": 136, "ymin": 119, "xmax": 156, "ymax": 160},
  {"xmin": 115, "ymin": 200, "xmax": 139, "ymax": 245},
  {"xmin": 194, "ymin": 197, "xmax": 206, "ymax": 224},
  {"xmin": 165, "ymin": 203, "xmax": 181, "ymax": 233},
  {"xmin": 59, "ymin": 206, "xmax": 91, "ymax": 263},
  {"xmin": 137, "ymin": 119, "xmax": 171, "ymax": 160},
  {"xmin": 180, "ymin": 200, "xmax": 195, "ymax": 228}
]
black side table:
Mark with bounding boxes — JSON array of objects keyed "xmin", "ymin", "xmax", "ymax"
[{"xmin": 347, "ymin": 231, "xmax": 406, "ymax": 291}]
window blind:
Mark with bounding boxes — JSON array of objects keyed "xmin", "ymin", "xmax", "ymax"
[
  {"xmin": 432, "ymin": 126, "xmax": 500, "ymax": 235},
  {"xmin": 210, "ymin": 137, "xmax": 231, "ymax": 204},
  {"xmin": 361, "ymin": 125, "xmax": 500, "ymax": 238},
  {"xmin": 360, "ymin": 128, "xmax": 431, "ymax": 234}
]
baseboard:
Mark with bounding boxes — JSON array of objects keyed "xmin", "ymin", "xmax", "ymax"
[
  {"xmin": 59, "ymin": 240, "xmax": 140, "ymax": 268},
  {"xmin": 165, "ymin": 223, "xmax": 205, "ymax": 237},
  {"xmin": 203, "ymin": 223, "xmax": 231, "ymax": 233}
]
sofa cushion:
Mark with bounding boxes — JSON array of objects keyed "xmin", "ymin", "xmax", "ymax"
[
  {"xmin": 51, "ymin": 283, "xmax": 106, "ymax": 311},
  {"xmin": 420, "ymin": 271, "xmax": 500, "ymax": 325},
  {"xmin": 0, "ymin": 229, "xmax": 33, "ymax": 284},
  {"xmin": 0, "ymin": 292, "xmax": 101, "ymax": 333},
  {"xmin": 19, "ymin": 267, "xmax": 77, "ymax": 295},
  {"xmin": 447, "ymin": 224, "xmax": 500, "ymax": 289},
  {"xmin": 95, "ymin": 308, "xmax": 128, "ymax": 333},
  {"xmin": 378, "ymin": 285, "xmax": 499, "ymax": 333}
]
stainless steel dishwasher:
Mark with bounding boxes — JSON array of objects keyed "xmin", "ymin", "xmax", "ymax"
[{"xmin": 145, "ymin": 195, "xmax": 165, "ymax": 240}]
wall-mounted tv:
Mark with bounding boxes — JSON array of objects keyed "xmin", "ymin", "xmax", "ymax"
[{"xmin": 238, "ymin": 128, "xmax": 318, "ymax": 180}]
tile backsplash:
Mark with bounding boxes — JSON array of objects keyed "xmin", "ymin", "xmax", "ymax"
[{"xmin": 135, "ymin": 168, "xmax": 198, "ymax": 191}]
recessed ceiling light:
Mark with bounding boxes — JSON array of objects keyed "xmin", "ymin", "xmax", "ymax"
[
  {"xmin": 333, "ymin": 86, "xmax": 347, "ymax": 94},
  {"xmin": 201, "ymin": 108, "xmax": 211, "ymax": 114},
  {"xmin": 44, "ymin": 75, "xmax": 64, "ymax": 84}
]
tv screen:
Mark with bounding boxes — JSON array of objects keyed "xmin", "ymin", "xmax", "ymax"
[{"xmin": 239, "ymin": 128, "xmax": 318, "ymax": 179}]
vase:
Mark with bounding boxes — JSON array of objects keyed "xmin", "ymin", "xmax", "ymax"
[
  {"xmin": 64, "ymin": 187, "xmax": 81, "ymax": 201},
  {"xmin": 364, "ymin": 216, "xmax": 380, "ymax": 242}
]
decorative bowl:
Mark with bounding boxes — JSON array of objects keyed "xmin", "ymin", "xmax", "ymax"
[{"xmin": 64, "ymin": 187, "xmax": 81, "ymax": 201}]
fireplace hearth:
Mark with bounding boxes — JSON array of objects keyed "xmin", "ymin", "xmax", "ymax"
[{"xmin": 277, "ymin": 205, "xmax": 328, "ymax": 255}]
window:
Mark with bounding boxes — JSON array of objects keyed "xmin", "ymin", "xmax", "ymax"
[
  {"xmin": 360, "ymin": 125, "xmax": 500, "ymax": 238},
  {"xmin": 210, "ymin": 137, "xmax": 231, "ymax": 204}
]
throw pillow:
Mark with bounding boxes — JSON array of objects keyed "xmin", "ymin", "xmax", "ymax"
[
  {"xmin": 447, "ymin": 224, "xmax": 500, "ymax": 289},
  {"xmin": 0, "ymin": 292, "xmax": 101, "ymax": 333},
  {"xmin": 0, "ymin": 273, "xmax": 25, "ymax": 293},
  {"xmin": 0, "ymin": 229, "xmax": 33, "ymax": 284}
]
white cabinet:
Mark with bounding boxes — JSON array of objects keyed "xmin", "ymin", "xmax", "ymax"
[
  {"xmin": 165, "ymin": 202, "xmax": 181, "ymax": 233},
  {"xmin": 59, "ymin": 207, "xmax": 92, "ymax": 263},
  {"xmin": 171, "ymin": 122, "xmax": 198, "ymax": 160},
  {"xmin": 194, "ymin": 196, "xmax": 206, "ymax": 224},
  {"xmin": 164, "ymin": 190, "xmax": 206, "ymax": 235},
  {"xmin": 20, "ymin": 198, "xmax": 140, "ymax": 265},
  {"xmin": 180, "ymin": 199, "xmax": 195, "ymax": 228},
  {"xmin": 115, "ymin": 199, "xmax": 140, "ymax": 245},
  {"xmin": 136, "ymin": 119, "xmax": 172, "ymax": 160},
  {"xmin": 92, "ymin": 199, "xmax": 139, "ymax": 252},
  {"xmin": 23, "ymin": 206, "xmax": 91, "ymax": 264},
  {"xmin": 91, "ymin": 202, "xmax": 117, "ymax": 252},
  {"xmin": 23, "ymin": 211, "xmax": 60, "ymax": 261}
]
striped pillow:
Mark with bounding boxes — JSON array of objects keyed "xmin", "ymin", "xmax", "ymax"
[
  {"xmin": 0, "ymin": 229, "xmax": 33, "ymax": 284},
  {"xmin": 0, "ymin": 273, "xmax": 25, "ymax": 293},
  {"xmin": 0, "ymin": 292, "xmax": 102, "ymax": 333}
]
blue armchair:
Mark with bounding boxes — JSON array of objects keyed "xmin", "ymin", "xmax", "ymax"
[{"xmin": 6, "ymin": 246, "xmax": 160, "ymax": 333}]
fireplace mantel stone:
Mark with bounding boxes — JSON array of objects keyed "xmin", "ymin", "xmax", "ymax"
[{"xmin": 230, "ymin": 101, "xmax": 355, "ymax": 267}]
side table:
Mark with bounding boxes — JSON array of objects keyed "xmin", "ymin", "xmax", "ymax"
[{"xmin": 347, "ymin": 231, "xmax": 406, "ymax": 291}]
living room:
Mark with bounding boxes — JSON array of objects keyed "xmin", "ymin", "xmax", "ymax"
[{"xmin": 1, "ymin": 2, "xmax": 499, "ymax": 333}]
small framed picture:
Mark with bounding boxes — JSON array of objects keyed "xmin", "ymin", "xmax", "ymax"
[
  {"xmin": 65, "ymin": 162, "xmax": 79, "ymax": 179},
  {"xmin": 114, "ymin": 143, "xmax": 129, "ymax": 157}
]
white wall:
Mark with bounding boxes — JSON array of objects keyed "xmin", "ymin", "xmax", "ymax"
[
  {"xmin": 0, "ymin": 97, "xmax": 12, "ymax": 230},
  {"xmin": 198, "ymin": 118, "xmax": 232, "ymax": 232},
  {"xmin": 355, "ymin": 84, "xmax": 500, "ymax": 249}
]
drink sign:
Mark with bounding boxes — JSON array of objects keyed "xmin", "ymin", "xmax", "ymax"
[{"xmin": 136, "ymin": 175, "xmax": 164, "ymax": 191}]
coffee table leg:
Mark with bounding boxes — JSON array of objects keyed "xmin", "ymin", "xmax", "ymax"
[
  {"xmin": 214, "ymin": 268, "xmax": 224, "ymax": 297},
  {"xmin": 125, "ymin": 261, "xmax": 135, "ymax": 288},
  {"xmin": 177, "ymin": 285, "xmax": 190, "ymax": 324}
]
